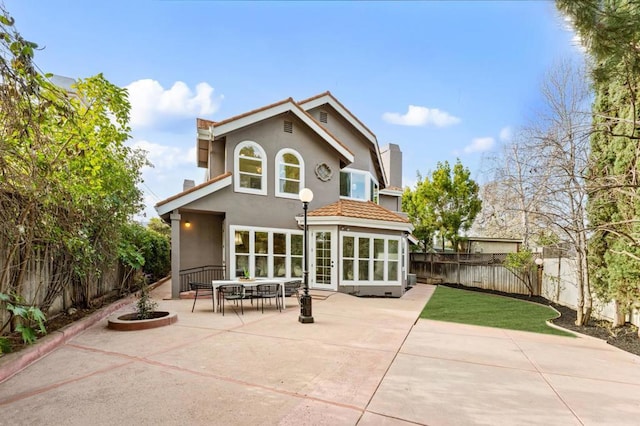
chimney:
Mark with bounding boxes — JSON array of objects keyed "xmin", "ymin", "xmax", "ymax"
[
  {"xmin": 183, "ymin": 179, "xmax": 195, "ymax": 191},
  {"xmin": 381, "ymin": 143, "xmax": 402, "ymax": 189}
]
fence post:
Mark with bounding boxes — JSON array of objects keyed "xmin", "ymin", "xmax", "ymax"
[
  {"xmin": 456, "ymin": 252, "xmax": 460, "ymax": 284},
  {"xmin": 430, "ymin": 252, "xmax": 434, "ymax": 279}
]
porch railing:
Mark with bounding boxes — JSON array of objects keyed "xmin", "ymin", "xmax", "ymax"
[{"xmin": 179, "ymin": 265, "xmax": 225, "ymax": 292}]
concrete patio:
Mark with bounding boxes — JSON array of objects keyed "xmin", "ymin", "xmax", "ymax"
[{"xmin": 1, "ymin": 282, "xmax": 639, "ymax": 425}]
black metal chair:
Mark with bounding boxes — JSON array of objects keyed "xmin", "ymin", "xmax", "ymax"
[
  {"xmin": 255, "ymin": 283, "xmax": 281, "ymax": 313},
  {"xmin": 218, "ymin": 284, "xmax": 245, "ymax": 316},
  {"xmin": 284, "ymin": 280, "xmax": 302, "ymax": 304},
  {"xmin": 236, "ymin": 270, "xmax": 256, "ymax": 305},
  {"xmin": 190, "ymin": 282, "xmax": 215, "ymax": 312}
]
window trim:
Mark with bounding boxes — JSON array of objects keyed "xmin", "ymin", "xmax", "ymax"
[
  {"xmin": 234, "ymin": 140, "xmax": 267, "ymax": 195},
  {"xmin": 230, "ymin": 225, "xmax": 304, "ymax": 279},
  {"xmin": 340, "ymin": 232, "xmax": 401, "ymax": 285},
  {"xmin": 275, "ymin": 148, "xmax": 305, "ymax": 199},
  {"xmin": 339, "ymin": 168, "xmax": 380, "ymax": 203}
]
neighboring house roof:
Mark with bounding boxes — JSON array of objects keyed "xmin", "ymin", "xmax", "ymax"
[
  {"xmin": 196, "ymin": 97, "xmax": 355, "ymax": 168},
  {"xmin": 301, "ymin": 199, "xmax": 413, "ymax": 232},
  {"xmin": 465, "ymin": 237, "xmax": 523, "ymax": 243},
  {"xmin": 298, "ymin": 91, "xmax": 389, "ymax": 188},
  {"xmin": 155, "ymin": 172, "xmax": 232, "ymax": 216}
]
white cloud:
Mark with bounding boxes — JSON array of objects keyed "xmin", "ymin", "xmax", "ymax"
[
  {"xmin": 131, "ymin": 139, "xmax": 195, "ymax": 170},
  {"xmin": 382, "ymin": 105, "xmax": 461, "ymax": 127},
  {"xmin": 463, "ymin": 137, "xmax": 495, "ymax": 154},
  {"xmin": 130, "ymin": 138, "xmax": 203, "ymax": 221},
  {"xmin": 499, "ymin": 126, "xmax": 512, "ymax": 142},
  {"xmin": 126, "ymin": 79, "xmax": 223, "ymax": 128}
]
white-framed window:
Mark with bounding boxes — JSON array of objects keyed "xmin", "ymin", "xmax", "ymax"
[
  {"xmin": 340, "ymin": 168, "xmax": 379, "ymax": 203},
  {"xmin": 234, "ymin": 141, "xmax": 267, "ymax": 195},
  {"xmin": 275, "ymin": 148, "xmax": 304, "ymax": 199},
  {"xmin": 341, "ymin": 232, "xmax": 401, "ymax": 284},
  {"xmin": 231, "ymin": 226, "xmax": 303, "ymax": 279},
  {"xmin": 370, "ymin": 178, "xmax": 379, "ymax": 203}
]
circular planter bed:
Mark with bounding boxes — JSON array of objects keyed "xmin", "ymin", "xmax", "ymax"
[{"xmin": 107, "ymin": 311, "xmax": 178, "ymax": 331}]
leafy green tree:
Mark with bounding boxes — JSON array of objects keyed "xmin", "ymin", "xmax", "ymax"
[
  {"xmin": 557, "ymin": 0, "xmax": 640, "ymax": 87},
  {"xmin": 403, "ymin": 160, "xmax": 481, "ymax": 252},
  {"xmin": 0, "ymin": 2, "xmax": 147, "ymax": 333},
  {"xmin": 119, "ymin": 222, "xmax": 171, "ymax": 286},
  {"xmin": 402, "ymin": 180, "xmax": 436, "ymax": 253},
  {"xmin": 558, "ymin": 0, "xmax": 640, "ymax": 321},
  {"xmin": 148, "ymin": 217, "xmax": 171, "ymax": 239},
  {"xmin": 504, "ymin": 250, "xmax": 537, "ymax": 297}
]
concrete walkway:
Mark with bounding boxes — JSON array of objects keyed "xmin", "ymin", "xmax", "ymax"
[{"xmin": 1, "ymin": 283, "xmax": 639, "ymax": 425}]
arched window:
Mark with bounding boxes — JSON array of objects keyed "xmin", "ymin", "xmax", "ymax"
[
  {"xmin": 275, "ymin": 148, "xmax": 304, "ymax": 198},
  {"xmin": 234, "ymin": 141, "xmax": 267, "ymax": 195}
]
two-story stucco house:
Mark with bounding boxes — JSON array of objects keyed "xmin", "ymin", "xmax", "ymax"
[{"xmin": 155, "ymin": 92, "xmax": 413, "ymax": 299}]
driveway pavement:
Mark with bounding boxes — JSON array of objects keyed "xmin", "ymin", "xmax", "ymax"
[{"xmin": 0, "ymin": 282, "xmax": 639, "ymax": 425}]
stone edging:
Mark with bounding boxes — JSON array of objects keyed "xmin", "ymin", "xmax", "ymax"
[{"xmin": 107, "ymin": 311, "xmax": 178, "ymax": 331}]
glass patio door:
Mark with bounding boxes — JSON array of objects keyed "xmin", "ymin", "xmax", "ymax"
[{"xmin": 310, "ymin": 228, "xmax": 337, "ymax": 291}]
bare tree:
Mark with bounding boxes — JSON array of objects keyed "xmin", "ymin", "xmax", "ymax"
[
  {"xmin": 480, "ymin": 59, "xmax": 593, "ymax": 324},
  {"xmin": 529, "ymin": 60, "xmax": 593, "ymax": 325},
  {"xmin": 479, "ymin": 134, "xmax": 550, "ymax": 247}
]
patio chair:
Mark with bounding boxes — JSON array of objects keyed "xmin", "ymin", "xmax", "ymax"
[
  {"xmin": 218, "ymin": 284, "xmax": 245, "ymax": 316},
  {"xmin": 235, "ymin": 269, "xmax": 255, "ymax": 305},
  {"xmin": 255, "ymin": 283, "xmax": 281, "ymax": 313},
  {"xmin": 189, "ymin": 282, "xmax": 215, "ymax": 313},
  {"xmin": 284, "ymin": 280, "xmax": 302, "ymax": 304}
]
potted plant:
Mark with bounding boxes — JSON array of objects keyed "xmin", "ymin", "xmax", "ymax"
[{"xmin": 239, "ymin": 267, "xmax": 254, "ymax": 282}]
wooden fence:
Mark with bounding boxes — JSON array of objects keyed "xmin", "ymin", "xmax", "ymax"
[
  {"xmin": 410, "ymin": 252, "xmax": 640, "ymax": 327},
  {"xmin": 1, "ymin": 247, "xmax": 130, "ymax": 331},
  {"xmin": 410, "ymin": 252, "xmax": 540, "ymax": 296}
]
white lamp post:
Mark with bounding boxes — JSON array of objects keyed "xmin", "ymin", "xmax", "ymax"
[{"xmin": 298, "ymin": 188, "xmax": 314, "ymax": 324}]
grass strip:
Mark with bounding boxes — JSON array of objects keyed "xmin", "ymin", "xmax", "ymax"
[{"xmin": 421, "ymin": 285, "xmax": 574, "ymax": 337}]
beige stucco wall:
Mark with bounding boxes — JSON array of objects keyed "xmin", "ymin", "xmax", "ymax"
[
  {"xmin": 209, "ymin": 138, "xmax": 226, "ymax": 178},
  {"xmin": 183, "ymin": 113, "xmax": 350, "ymax": 272},
  {"xmin": 179, "ymin": 212, "xmax": 224, "ymax": 270},
  {"xmin": 379, "ymin": 193, "xmax": 401, "ymax": 212},
  {"xmin": 189, "ymin": 114, "xmax": 343, "ymax": 222},
  {"xmin": 381, "ymin": 143, "xmax": 402, "ymax": 189},
  {"xmin": 306, "ymin": 105, "xmax": 380, "ymax": 178}
]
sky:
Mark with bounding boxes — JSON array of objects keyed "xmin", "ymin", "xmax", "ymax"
[{"xmin": 7, "ymin": 1, "xmax": 582, "ymax": 220}]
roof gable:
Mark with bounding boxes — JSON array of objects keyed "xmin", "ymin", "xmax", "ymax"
[
  {"xmin": 298, "ymin": 92, "xmax": 389, "ymax": 187},
  {"xmin": 298, "ymin": 92, "xmax": 377, "ymax": 143},
  {"xmin": 197, "ymin": 97, "xmax": 354, "ymax": 165},
  {"xmin": 155, "ymin": 172, "xmax": 232, "ymax": 217}
]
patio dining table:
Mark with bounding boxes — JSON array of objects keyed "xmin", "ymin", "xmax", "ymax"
[{"xmin": 211, "ymin": 278, "xmax": 290, "ymax": 313}]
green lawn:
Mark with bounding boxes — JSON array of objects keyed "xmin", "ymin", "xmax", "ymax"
[{"xmin": 421, "ymin": 285, "xmax": 574, "ymax": 337}]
